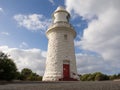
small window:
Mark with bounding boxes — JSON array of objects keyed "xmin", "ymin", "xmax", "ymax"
[
  {"xmin": 64, "ymin": 34, "xmax": 67, "ymax": 40},
  {"xmin": 66, "ymin": 15, "xmax": 69, "ymax": 22}
]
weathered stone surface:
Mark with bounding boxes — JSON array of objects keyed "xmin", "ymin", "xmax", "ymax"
[
  {"xmin": 43, "ymin": 27, "xmax": 79, "ymax": 81},
  {"xmin": 43, "ymin": 6, "xmax": 79, "ymax": 81}
]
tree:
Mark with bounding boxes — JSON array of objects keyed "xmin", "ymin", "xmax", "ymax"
[
  {"xmin": 20, "ymin": 68, "xmax": 42, "ymax": 81},
  {"xmin": 102, "ymin": 74, "xmax": 109, "ymax": 80},
  {"xmin": 15, "ymin": 71, "xmax": 21, "ymax": 80},
  {"xmin": 27, "ymin": 73, "xmax": 42, "ymax": 81},
  {"xmin": 94, "ymin": 72, "xmax": 109, "ymax": 81},
  {"xmin": 80, "ymin": 72, "xmax": 110, "ymax": 81},
  {"xmin": 80, "ymin": 74, "xmax": 90, "ymax": 81},
  {"xmin": 20, "ymin": 68, "xmax": 32, "ymax": 80},
  {"xmin": 0, "ymin": 52, "xmax": 17, "ymax": 81},
  {"xmin": 95, "ymin": 72, "xmax": 103, "ymax": 81},
  {"xmin": 87, "ymin": 74, "xmax": 95, "ymax": 81},
  {"xmin": 117, "ymin": 73, "xmax": 120, "ymax": 79},
  {"xmin": 109, "ymin": 74, "xmax": 117, "ymax": 80}
]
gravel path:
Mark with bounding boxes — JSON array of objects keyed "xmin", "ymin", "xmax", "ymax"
[{"xmin": 0, "ymin": 81, "xmax": 120, "ymax": 90}]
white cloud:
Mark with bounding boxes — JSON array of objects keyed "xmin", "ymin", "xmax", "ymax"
[
  {"xmin": 19, "ymin": 42, "xmax": 29, "ymax": 49},
  {"xmin": 1, "ymin": 45, "xmax": 119, "ymax": 75},
  {"xmin": 65, "ymin": 0, "xmax": 120, "ymax": 20},
  {"xmin": 49, "ymin": 0, "xmax": 55, "ymax": 5},
  {"xmin": 0, "ymin": 32, "xmax": 10, "ymax": 36},
  {"xmin": 76, "ymin": 53, "xmax": 119, "ymax": 74},
  {"xmin": 0, "ymin": 45, "xmax": 46, "ymax": 75},
  {"xmin": 14, "ymin": 14, "xmax": 51, "ymax": 31},
  {"xmin": 66, "ymin": 0, "xmax": 120, "ymax": 74},
  {"xmin": 0, "ymin": 8, "xmax": 4, "ymax": 13}
]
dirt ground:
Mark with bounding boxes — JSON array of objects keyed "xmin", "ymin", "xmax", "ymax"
[{"xmin": 0, "ymin": 81, "xmax": 120, "ymax": 90}]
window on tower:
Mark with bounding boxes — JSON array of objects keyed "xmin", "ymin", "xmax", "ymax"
[
  {"xmin": 64, "ymin": 34, "xmax": 67, "ymax": 40},
  {"xmin": 66, "ymin": 15, "xmax": 69, "ymax": 22}
]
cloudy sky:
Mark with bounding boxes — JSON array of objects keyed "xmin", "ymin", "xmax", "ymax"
[{"xmin": 0, "ymin": 0, "xmax": 120, "ymax": 75}]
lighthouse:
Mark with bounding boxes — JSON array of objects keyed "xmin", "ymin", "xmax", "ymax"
[{"xmin": 43, "ymin": 6, "xmax": 79, "ymax": 81}]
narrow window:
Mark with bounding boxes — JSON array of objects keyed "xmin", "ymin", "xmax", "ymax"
[
  {"xmin": 66, "ymin": 15, "xmax": 69, "ymax": 22},
  {"xmin": 64, "ymin": 34, "xmax": 67, "ymax": 40}
]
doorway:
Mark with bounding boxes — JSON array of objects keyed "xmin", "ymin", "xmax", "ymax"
[
  {"xmin": 63, "ymin": 64, "xmax": 70, "ymax": 78},
  {"xmin": 63, "ymin": 60, "xmax": 70, "ymax": 79}
]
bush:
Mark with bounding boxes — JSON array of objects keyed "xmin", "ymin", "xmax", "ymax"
[
  {"xmin": 80, "ymin": 72, "xmax": 110, "ymax": 81},
  {"xmin": 20, "ymin": 68, "xmax": 42, "ymax": 81},
  {"xmin": 0, "ymin": 52, "xmax": 17, "ymax": 81}
]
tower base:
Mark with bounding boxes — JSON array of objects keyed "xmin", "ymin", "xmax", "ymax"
[
  {"xmin": 42, "ymin": 76, "xmax": 80, "ymax": 81},
  {"xmin": 59, "ymin": 78, "xmax": 78, "ymax": 81}
]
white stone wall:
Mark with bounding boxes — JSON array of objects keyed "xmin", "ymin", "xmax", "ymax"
[
  {"xmin": 54, "ymin": 12, "xmax": 68, "ymax": 23},
  {"xmin": 42, "ymin": 27, "xmax": 79, "ymax": 81}
]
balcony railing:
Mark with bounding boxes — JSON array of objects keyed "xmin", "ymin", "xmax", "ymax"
[{"xmin": 48, "ymin": 21, "xmax": 74, "ymax": 30}]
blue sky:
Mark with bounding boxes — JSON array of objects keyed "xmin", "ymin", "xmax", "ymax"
[
  {"xmin": 0, "ymin": 0, "xmax": 87, "ymax": 52},
  {"xmin": 0, "ymin": 0, "xmax": 120, "ymax": 75}
]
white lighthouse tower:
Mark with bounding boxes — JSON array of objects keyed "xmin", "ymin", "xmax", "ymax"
[{"xmin": 43, "ymin": 6, "xmax": 79, "ymax": 81}]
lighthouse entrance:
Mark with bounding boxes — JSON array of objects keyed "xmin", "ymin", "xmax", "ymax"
[
  {"xmin": 63, "ymin": 60, "xmax": 70, "ymax": 79},
  {"xmin": 63, "ymin": 64, "xmax": 70, "ymax": 78}
]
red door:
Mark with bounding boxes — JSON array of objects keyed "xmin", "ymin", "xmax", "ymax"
[{"xmin": 63, "ymin": 64, "xmax": 70, "ymax": 78}]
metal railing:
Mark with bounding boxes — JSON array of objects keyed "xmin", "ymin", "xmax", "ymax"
[{"xmin": 48, "ymin": 21, "xmax": 74, "ymax": 29}]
